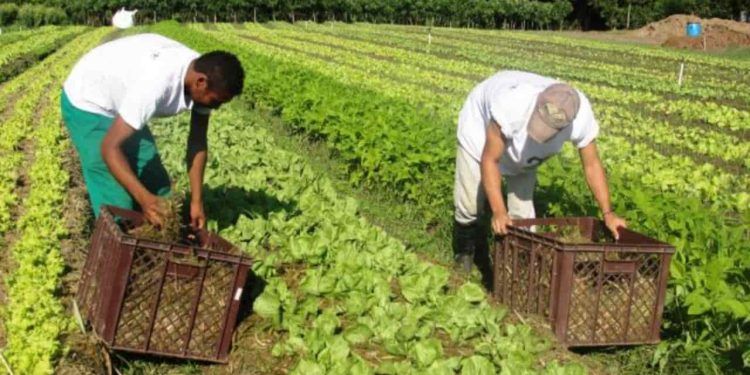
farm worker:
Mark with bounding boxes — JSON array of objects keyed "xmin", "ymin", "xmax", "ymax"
[
  {"xmin": 454, "ymin": 70, "xmax": 627, "ymax": 274},
  {"xmin": 61, "ymin": 33, "xmax": 245, "ymax": 228}
]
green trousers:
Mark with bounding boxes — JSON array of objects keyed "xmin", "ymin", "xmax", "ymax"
[{"xmin": 61, "ymin": 90, "xmax": 170, "ymax": 217}]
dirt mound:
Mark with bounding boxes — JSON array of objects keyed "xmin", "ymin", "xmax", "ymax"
[{"xmin": 633, "ymin": 14, "xmax": 750, "ymax": 51}]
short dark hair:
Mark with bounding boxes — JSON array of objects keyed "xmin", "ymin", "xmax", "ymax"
[{"xmin": 193, "ymin": 51, "xmax": 245, "ymax": 97}]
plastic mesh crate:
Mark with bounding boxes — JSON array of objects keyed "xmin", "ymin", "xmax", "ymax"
[
  {"xmin": 493, "ymin": 217, "xmax": 674, "ymax": 347},
  {"xmin": 76, "ymin": 205, "xmax": 252, "ymax": 363}
]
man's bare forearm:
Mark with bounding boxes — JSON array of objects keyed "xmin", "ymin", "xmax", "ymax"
[
  {"xmin": 481, "ymin": 159, "xmax": 507, "ymax": 216},
  {"xmin": 481, "ymin": 121, "xmax": 508, "ymax": 217},
  {"xmin": 102, "ymin": 146, "xmax": 151, "ymax": 202},
  {"xmin": 580, "ymin": 143, "xmax": 612, "ymax": 214},
  {"xmin": 585, "ymin": 163, "xmax": 612, "ymax": 212},
  {"xmin": 187, "ymin": 145, "xmax": 207, "ymax": 203},
  {"xmin": 101, "ymin": 117, "xmax": 151, "ymax": 203},
  {"xmin": 187, "ymin": 112, "xmax": 209, "ymax": 204}
]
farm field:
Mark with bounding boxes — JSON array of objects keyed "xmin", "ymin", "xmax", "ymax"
[
  {"xmin": 0, "ymin": 25, "xmax": 87, "ymax": 84},
  {"xmin": 0, "ymin": 19, "xmax": 748, "ymax": 374},
  {"xmin": 0, "ymin": 26, "xmax": 108, "ymax": 373},
  {"xmin": 167, "ymin": 20, "xmax": 749, "ymax": 370}
]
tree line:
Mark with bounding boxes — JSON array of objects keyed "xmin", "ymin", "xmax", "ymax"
[{"xmin": 0, "ymin": 1, "xmax": 747, "ymax": 31}]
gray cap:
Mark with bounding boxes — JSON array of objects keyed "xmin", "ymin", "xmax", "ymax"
[{"xmin": 527, "ymin": 83, "xmax": 581, "ymax": 143}]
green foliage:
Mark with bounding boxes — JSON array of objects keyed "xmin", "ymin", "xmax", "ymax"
[
  {"xmin": 0, "ymin": 27, "xmax": 109, "ymax": 374},
  {"xmin": 149, "ymin": 21, "xmax": 750, "ymax": 372},
  {"xmin": 21, "ymin": 0, "xmax": 572, "ymax": 29},
  {"xmin": 17, "ymin": 4, "xmax": 67, "ymax": 27},
  {"xmin": 0, "ymin": 26, "xmax": 86, "ymax": 84},
  {"xmin": 0, "ymin": 2, "xmax": 18, "ymax": 26},
  {"xmin": 144, "ymin": 57, "xmax": 588, "ymax": 371}
]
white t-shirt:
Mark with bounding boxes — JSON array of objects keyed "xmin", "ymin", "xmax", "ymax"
[
  {"xmin": 63, "ymin": 33, "xmax": 207, "ymax": 130},
  {"xmin": 457, "ymin": 70, "xmax": 599, "ymax": 176}
]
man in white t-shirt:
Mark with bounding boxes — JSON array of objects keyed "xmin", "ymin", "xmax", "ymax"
[
  {"xmin": 61, "ymin": 33, "xmax": 245, "ymax": 228},
  {"xmin": 454, "ymin": 70, "xmax": 626, "ymax": 275}
]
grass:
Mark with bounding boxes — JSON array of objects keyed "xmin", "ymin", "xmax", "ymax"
[
  {"xmin": 714, "ymin": 46, "xmax": 750, "ymax": 60},
  {"xmin": 250, "ymin": 103, "xmax": 457, "ymax": 264}
]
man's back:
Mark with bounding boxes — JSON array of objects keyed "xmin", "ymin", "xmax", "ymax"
[{"xmin": 63, "ymin": 33, "xmax": 198, "ymax": 123}]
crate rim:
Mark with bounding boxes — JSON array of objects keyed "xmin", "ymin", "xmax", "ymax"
[
  {"xmin": 500, "ymin": 216, "xmax": 675, "ymax": 254},
  {"xmin": 99, "ymin": 205, "xmax": 253, "ymax": 266}
]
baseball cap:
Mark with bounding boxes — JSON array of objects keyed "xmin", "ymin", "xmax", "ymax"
[{"xmin": 527, "ymin": 83, "xmax": 581, "ymax": 143}]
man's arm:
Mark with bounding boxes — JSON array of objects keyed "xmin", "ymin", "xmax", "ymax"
[
  {"xmin": 101, "ymin": 117, "xmax": 166, "ymax": 226},
  {"xmin": 481, "ymin": 120, "xmax": 512, "ymax": 234},
  {"xmin": 187, "ymin": 110, "xmax": 209, "ymax": 229},
  {"xmin": 578, "ymin": 141, "xmax": 627, "ymax": 239}
]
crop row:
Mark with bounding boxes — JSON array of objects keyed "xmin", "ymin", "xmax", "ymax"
[
  {"xmin": 200, "ymin": 23, "xmax": 748, "ymax": 211},
  {"xmin": 239, "ymin": 22, "xmax": 750, "ymax": 149},
  {"xmin": 0, "ymin": 68, "xmax": 49, "ymax": 235},
  {"xmin": 279, "ymin": 22, "xmax": 750, "ymax": 133},
  {"xmin": 0, "ymin": 28, "xmax": 110, "ymax": 374},
  {"xmin": 0, "ymin": 25, "xmax": 94, "ymax": 235},
  {"xmin": 154, "ymin": 22, "xmax": 748, "ymax": 371},
  {"xmin": 149, "ymin": 91, "xmax": 588, "ymax": 374},
  {"xmin": 237, "ymin": 23, "xmax": 749, "ymax": 168},
  {"xmin": 0, "ymin": 25, "xmax": 86, "ymax": 84},
  {"xmin": 292, "ymin": 22, "xmax": 750, "ymax": 108},
  {"xmin": 367, "ymin": 23, "xmax": 750, "ymax": 78},
  {"xmin": 198, "ymin": 22, "xmax": 750, "ymax": 214},
  {"xmin": 0, "ymin": 26, "xmax": 62, "ymax": 45}
]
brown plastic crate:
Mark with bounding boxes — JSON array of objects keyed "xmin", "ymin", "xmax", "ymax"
[
  {"xmin": 76, "ymin": 205, "xmax": 252, "ymax": 363},
  {"xmin": 493, "ymin": 217, "xmax": 674, "ymax": 347}
]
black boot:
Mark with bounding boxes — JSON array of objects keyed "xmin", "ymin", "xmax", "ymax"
[
  {"xmin": 453, "ymin": 221, "xmax": 477, "ymax": 273},
  {"xmin": 473, "ymin": 224, "xmax": 494, "ymax": 291}
]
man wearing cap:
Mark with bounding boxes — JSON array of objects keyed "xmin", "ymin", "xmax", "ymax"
[
  {"xmin": 62, "ymin": 33, "xmax": 245, "ymax": 228},
  {"xmin": 453, "ymin": 70, "xmax": 627, "ymax": 274}
]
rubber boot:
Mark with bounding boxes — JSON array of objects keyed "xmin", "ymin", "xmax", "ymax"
[
  {"xmin": 473, "ymin": 224, "xmax": 494, "ymax": 291},
  {"xmin": 453, "ymin": 221, "xmax": 477, "ymax": 273}
]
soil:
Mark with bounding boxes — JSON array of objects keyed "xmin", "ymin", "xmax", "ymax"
[
  {"xmin": 558, "ymin": 14, "xmax": 750, "ymax": 53},
  {"xmin": 634, "ymin": 14, "xmax": 750, "ymax": 51},
  {"xmin": 55, "ymin": 138, "xmax": 108, "ymax": 375}
]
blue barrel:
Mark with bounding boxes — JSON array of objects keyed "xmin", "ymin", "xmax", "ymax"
[{"xmin": 686, "ymin": 22, "xmax": 702, "ymax": 38}]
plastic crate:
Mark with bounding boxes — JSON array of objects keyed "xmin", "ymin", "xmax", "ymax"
[
  {"xmin": 493, "ymin": 217, "xmax": 674, "ymax": 347},
  {"xmin": 76, "ymin": 205, "xmax": 252, "ymax": 363}
]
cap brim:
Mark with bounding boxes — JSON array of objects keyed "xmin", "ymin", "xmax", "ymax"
[{"xmin": 527, "ymin": 108, "xmax": 558, "ymax": 143}]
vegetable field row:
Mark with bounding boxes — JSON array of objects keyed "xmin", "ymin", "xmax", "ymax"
[
  {"xmin": 0, "ymin": 25, "xmax": 86, "ymax": 84},
  {"xmin": 200, "ymin": 22, "xmax": 749, "ymax": 211},
  {"xmin": 146, "ymin": 97, "xmax": 588, "ymax": 374},
  {"xmin": 0, "ymin": 27, "xmax": 109, "ymax": 373},
  {"xmin": 150, "ymin": 21, "xmax": 749, "ymax": 371}
]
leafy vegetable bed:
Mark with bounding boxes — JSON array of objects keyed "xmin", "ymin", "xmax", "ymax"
[
  {"xmin": 150, "ymin": 21, "xmax": 749, "ymax": 372},
  {"xmin": 0, "ymin": 27, "xmax": 110, "ymax": 374},
  {"xmin": 146, "ymin": 101, "xmax": 588, "ymax": 374},
  {"xmin": 0, "ymin": 25, "xmax": 87, "ymax": 84}
]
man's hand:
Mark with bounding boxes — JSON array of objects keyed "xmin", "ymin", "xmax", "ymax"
[
  {"xmin": 603, "ymin": 212, "xmax": 627, "ymax": 240},
  {"xmin": 491, "ymin": 213, "xmax": 513, "ymax": 235},
  {"xmin": 190, "ymin": 200, "xmax": 206, "ymax": 229},
  {"xmin": 139, "ymin": 193, "xmax": 167, "ymax": 227}
]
